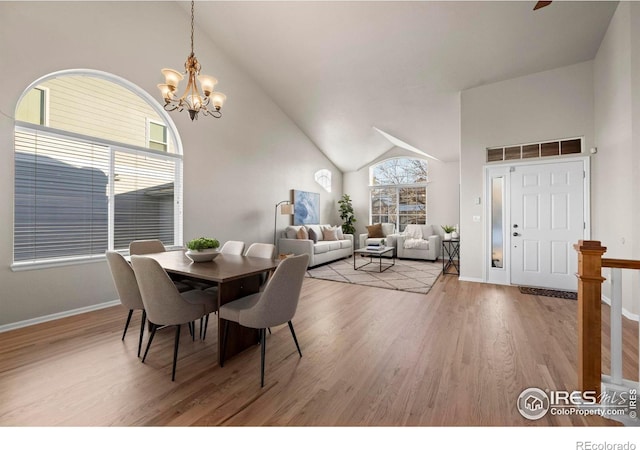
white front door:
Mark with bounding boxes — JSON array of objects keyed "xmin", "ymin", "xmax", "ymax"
[{"xmin": 510, "ymin": 160, "xmax": 585, "ymax": 290}]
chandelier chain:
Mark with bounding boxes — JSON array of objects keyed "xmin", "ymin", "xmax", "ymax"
[{"xmin": 190, "ymin": 0, "xmax": 195, "ymax": 56}]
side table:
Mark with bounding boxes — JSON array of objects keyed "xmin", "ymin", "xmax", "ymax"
[{"xmin": 442, "ymin": 239, "xmax": 460, "ymax": 275}]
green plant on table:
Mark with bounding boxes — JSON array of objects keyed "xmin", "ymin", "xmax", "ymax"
[
  {"xmin": 441, "ymin": 225, "xmax": 456, "ymax": 233},
  {"xmin": 186, "ymin": 237, "xmax": 220, "ymax": 251}
]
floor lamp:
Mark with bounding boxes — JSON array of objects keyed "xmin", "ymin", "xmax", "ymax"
[{"xmin": 274, "ymin": 200, "xmax": 294, "ymax": 246}]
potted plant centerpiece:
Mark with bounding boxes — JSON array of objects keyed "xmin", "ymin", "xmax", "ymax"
[
  {"xmin": 185, "ymin": 237, "xmax": 220, "ymax": 263},
  {"xmin": 441, "ymin": 225, "xmax": 456, "ymax": 241}
]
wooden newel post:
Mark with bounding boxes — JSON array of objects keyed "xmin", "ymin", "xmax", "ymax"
[{"xmin": 573, "ymin": 240, "xmax": 607, "ymax": 398}]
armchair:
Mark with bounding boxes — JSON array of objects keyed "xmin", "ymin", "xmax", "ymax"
[
  {"xmin": 396, "ymin": 224, "xmax": 441, "ymax": 261},
  {"xmin": 358, "ymin": 223, "xmax": 398, "ymax": 251}
]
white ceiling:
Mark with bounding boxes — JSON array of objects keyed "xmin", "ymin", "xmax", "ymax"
[{"xmin": 187, "ymin": 1, "xmax": 617, "ymax": 172}]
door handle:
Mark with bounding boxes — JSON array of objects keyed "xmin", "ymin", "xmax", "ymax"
[{"xmin": 513, "ymin": 232, "xmax": 520, "ymax": 237}]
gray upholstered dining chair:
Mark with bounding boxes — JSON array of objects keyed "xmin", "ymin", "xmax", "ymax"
[
  {"xmin": 219, "ymin": 253, "xmax": 309, "ymax": 387},
  {"xmin": 129, "ymin": 239, "xmax": 166, "ymax": 255},
  {"xmin": 244, "ymin": 243, "xmax": 276, "ymax": 259},
  {"xmin": 220, "ymin": 240, "xmax": 245, "ymax": 255},
  {"xmin": 245, "ymin": 243, "xmax": 276, "ymax": 288},
  {"xmin": 131, "ymin": 255, "xmax": 218, "ymax": 381},
  {"xmin": 105, "ymin": 251, "xmax": 147, "ymax": 357},
  {"xmin": 129, "ymin": 239, "xmax": 192, "ymax": 293}
]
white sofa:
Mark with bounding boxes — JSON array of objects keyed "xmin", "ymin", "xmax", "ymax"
[
  {"xmin": 278, "ymin": 224, "xmax": 353, "ymax": 268},
  {"xmin": 358, "ymin": 223, "xmax": 398, "ymax": 252},
  {"xmin": 396, "ymin": 224, "xmax": 441, "ymax": 261}
]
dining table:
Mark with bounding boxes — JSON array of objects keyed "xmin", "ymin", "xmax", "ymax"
[{"xmin": 136, "ymin": 249, "xmax": 279, "ymax": 364}]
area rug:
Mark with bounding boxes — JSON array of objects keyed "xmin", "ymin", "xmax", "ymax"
[
  {"xmin": 518, "ymin": 286, "xmax": 577, "ymax": 300},
  {"xmin": 306, "ymin": 257, "xmax": 441, "ymax": 294}
]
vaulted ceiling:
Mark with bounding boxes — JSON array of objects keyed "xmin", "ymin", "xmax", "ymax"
[{"xmin": 187, "ymin": 1, "xmax": 617, "ymax": 172}]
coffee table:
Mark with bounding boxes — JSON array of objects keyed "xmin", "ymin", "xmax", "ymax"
[{"xmin": 353, "ymin": 246, "xmax": 395, "ymax": 272}]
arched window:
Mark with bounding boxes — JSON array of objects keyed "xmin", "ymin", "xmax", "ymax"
[
  {"xmin": 314, "ymin": 169, "xmax": 332, "ymax": 192},
  {"xmin": 13, "ymin": 70, "xmax": 183, "ymax": 267},
  {"xmin": 369, "ymin": 158, "xmax": 428, "ymax": 232}
]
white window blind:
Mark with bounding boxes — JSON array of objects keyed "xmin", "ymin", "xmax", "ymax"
[
  {"xmin": 15, "ymin": 128, "xmax": 110, "ymax": 262},
  {"xmin": 113, "ymin": 150, "xmax": 177, "ymax": 249},
  {"xmin": 14, "ymin": 125, "xmax": 180, "ymax": 265}
]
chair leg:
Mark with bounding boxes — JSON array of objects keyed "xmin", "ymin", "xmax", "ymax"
[
  {"xmin": 172, "ymin": 324, "xmax": 181, "ymax": 382},
  {"xmin": 122, "ymin": 309, "xmax": 133, "ymax": 340},
  {"xmin": 220, "ymin": 320, "xmax": 229, "ymax": 367},
  {"xmin": 142, "ymin": 323, "xmax": 157, "ymax": 363},
  {"xmin": 137, "ymin": 310, "xmax": 147, "ymax": 358},
  {"xmin": 288, "ymin": 321, "xmax": 302, "ymax": 357},
  {"xmin": 202, "ymin": 314, "xmax": 210, "ymax": 340},
  {"xmin": 260, "ymin": 328, "xmax": 266, "ymax": 388},
  {"xmin": 188, "ymin": 322, "xmax": 194, "ymax": 341}
]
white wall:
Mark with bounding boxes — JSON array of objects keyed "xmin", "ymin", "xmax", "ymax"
[
  {"xmin": 0, "ymin": 2, "xmax": 342, "ymax": 327},
  {"xmin": 343, "ymin": 147, "xmax": 460, "ymax": 241},
  {"xmin": 593, "ymin": 1, "xmax": 639, "ymax": 316},
  {"xmin": 460, "ymin": 61, "xmax": 595, "ymax": 282}
]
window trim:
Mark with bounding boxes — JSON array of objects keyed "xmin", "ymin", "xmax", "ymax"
[
  {"xmin": 12, "ymin": 69, "xmax": 183, "ymax": 270},
  {"xmin": 368, "ymin": 157, "xmax": 429, "ymax": 231},
  {"xmin": 16, "ymin": 68, "xmax": 183, "ymax": 156},
  {"xmin": 147, "ymin": 118, "xmax": 168, "ymax": 152}
]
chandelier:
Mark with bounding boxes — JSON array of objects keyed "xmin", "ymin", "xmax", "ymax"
[{"xmin": 157, "ymin": 0, "xmax": 226, "ymax": 121}]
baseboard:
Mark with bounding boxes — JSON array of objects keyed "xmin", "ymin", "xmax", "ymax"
[
  {"xmin": 457, "ymin": 276, "xmax": 484, "ymax": 283},
  {"xmin": 0, "ymin": 299, "xmax": 121, "ymax": 333},
  {"xmin": 601, "ymin": 295, "xmax": 640, "ymax": 322}
]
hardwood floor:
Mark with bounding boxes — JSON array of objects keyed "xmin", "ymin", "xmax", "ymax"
[{"xmin": 0, "ymin": 276, "xmax": 637, "ymax": 427}]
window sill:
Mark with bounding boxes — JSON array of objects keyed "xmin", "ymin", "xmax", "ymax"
[{"xmin": 11, "ymin": 254, "xmax": 107, "ymax": 272}]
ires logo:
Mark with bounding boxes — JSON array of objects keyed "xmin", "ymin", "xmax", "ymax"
[
  {"xmin": 548, "ymin": 390, "xmax": 598, "ymax": 405},
  {"xmin": 517, "ymin": 388, "xmax": 600, "ymax": 420}
]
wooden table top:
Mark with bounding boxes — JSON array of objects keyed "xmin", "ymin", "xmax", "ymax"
[{"xmin": 134, "ymin": 249, "xmax": 279, "ymax": 283}]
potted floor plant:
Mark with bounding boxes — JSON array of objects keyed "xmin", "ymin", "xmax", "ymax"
[
  {"xmin": 338, "ymin": 194, "xmax": 357, "ymax": 235},
  {"xmin": 185, "ymin": 237, "xmax": 220, "ymax": 262}
]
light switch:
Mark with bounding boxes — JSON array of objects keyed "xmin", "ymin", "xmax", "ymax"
[
  {"xmin": 473, "ymin": 215, "xmax": 480, "ymax": 222},
  {"xmin": 474, "ymin": 197, "xmax": 481, "ymax": 205}
]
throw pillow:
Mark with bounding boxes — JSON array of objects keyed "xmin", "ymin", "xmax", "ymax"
[
  {"xmin": 308, "ymin": 227, "xmax": 318, "ymax": 243},
  {"xmin": 296, "ymin": 227, "xmax": 309, "ymax": 240},
  {"xmin": 285, "ymin": 226, "xmax": 301, "ymax": 239},
  {"xmin": 336, "ymin": 226, "xmax": 344, "ymax": 240},
  {"xmin": 322, "ymin": 226, "xmax": 338, "ymax": 241},
  {"xmin": 366, "ymin": 223, "xmax": 384, "ymax": 238}
]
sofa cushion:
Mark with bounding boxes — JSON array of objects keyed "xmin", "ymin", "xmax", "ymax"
[
  {"xmin": 339, "ymin": 239, "xmax": 352, "ymax": 250},
  {"xmin": 296, "ymin": 227, "xmax": 309, "ymax": 240},
  {"xmin": 336, "ymin": 227, "xmax": 344, "ymax": 239},
  {"xmin": 421, "ymin": 224, "xmax": 434, "ymax": 237},
  {"xmin": 308, "ymin": 227, "xmax": 319, "ymax": 243},
  {"xmin": 285, "ymin": 226, "xmax": 303, "ymax": 239},
  {"xmin": 305, "ymin": 224, "xmax": 324, "ymax": 240},
  {"xmin": 381, "ymin": 223, "xmax": 395, "ymax": 236},
  {"xmin": 313, "ymin": 241, "xmax": 333, "ymax": 254},
  {"xmin": 366, "ymin": 223, "xmax": 384, "ymax": 238},
  {"xmin": 322, "ymin": 226, "xmax": 338, "ymax": 241}
]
